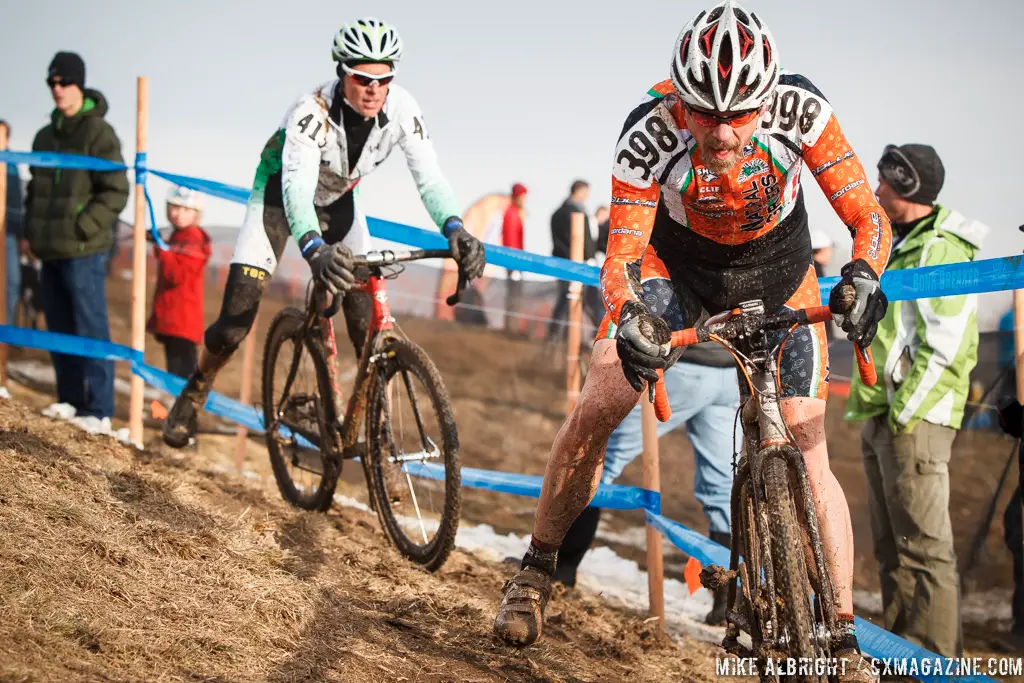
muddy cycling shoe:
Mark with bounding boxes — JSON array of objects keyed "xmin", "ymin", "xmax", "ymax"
[
  {"xmin": 836, "ymin": 649, "xmax": 879, "ymax": 683},
  {"xmin": 493, "ymin": 566, "xmax": 552, "ymax": 647},
  {"xmin": 162, "ymin": 373, "xmax": 209, "ymax": 449}
]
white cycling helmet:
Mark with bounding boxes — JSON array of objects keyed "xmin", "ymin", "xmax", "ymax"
[
  {"xmin": 166, "ymin": 186, "xmax": 203, "ymax": 211},
  {"xmin": 671, "ymin": 0, "xmax": 780, "ymax": 112},
  {"xmin": 332, "ymin": 17, "xmax": 403, "ymax": 64}
]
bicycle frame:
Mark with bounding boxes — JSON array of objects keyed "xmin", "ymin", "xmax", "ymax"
[
  {"xmin": 656, "ymin": 297, "xmax": 876, "ymax": 661},
  {"xmin": 721, "ymin": 321, "xmax": 839, "ymax": 657},
  {"xmin": 294, "ymin": 248, "xmax": 456, "ymax": 462}
]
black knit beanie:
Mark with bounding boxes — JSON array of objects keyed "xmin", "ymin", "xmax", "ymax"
[
  {"xmin": 47, "ymin": 51, "xmax": 86, "ymax": 88},
  {"xmin": 878, "ymin": 143, "xmax": 944, "ymax": 206}
]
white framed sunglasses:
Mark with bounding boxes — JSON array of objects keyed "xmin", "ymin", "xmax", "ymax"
[{"xmin": 341, "ymin": 63, "xmax": 396, "ymax": 87}]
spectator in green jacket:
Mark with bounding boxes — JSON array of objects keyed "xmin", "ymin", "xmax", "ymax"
[
  {"xmin": 24, "ymin": 52, "xmax": 129, "ymax": 433},
  {"xmin": 845, "ymin": 143, "xmax": 989, "ymax": 658}
]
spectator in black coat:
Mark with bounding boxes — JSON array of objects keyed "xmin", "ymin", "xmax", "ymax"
[{"xmin": 547, "ymin": 180, "xmax": 603, "ymax": 341}]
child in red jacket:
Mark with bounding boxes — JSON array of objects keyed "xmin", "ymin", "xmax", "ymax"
[{"xmin": 147, "ymin": 186, "xmax": 212, "ymax": 379}]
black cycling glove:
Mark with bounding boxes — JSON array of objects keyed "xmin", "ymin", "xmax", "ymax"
[
  {"xmin": 829, "ymin": 258, "xmax": 888, "ymax": 348},
  {"xmin": 443, "ymin": 217, "xmax": 486, "ymax": 280},
  {"xmin": 615, "ymin": 300, "xmax": 672, "ymax": 393},
  {"xmin": 304, "ymin": 239, "xmax": 356, "ymax": 295}
]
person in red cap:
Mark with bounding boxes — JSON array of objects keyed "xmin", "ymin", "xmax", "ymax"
[{"xmin": 502, "ymin": 183, "xmax": 528, "ymax": 334}]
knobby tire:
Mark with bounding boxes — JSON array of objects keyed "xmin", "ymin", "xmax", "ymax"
[
  {"xmin": 366, "ymin": 336, "xmax": 461, "ymax": 571},
  {"xmin": 262, "ymin": 307, "xmax": 340, "ymax": 512}
]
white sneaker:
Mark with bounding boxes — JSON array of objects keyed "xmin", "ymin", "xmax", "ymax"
[
  {"xmin": 42, "ymin": 402, "xmax": 77, "ymax": 420},
  {"xmin": 68, "ymin": 415, "xmax": 112, "ymax": 435}
]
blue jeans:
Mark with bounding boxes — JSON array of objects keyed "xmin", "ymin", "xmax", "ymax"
[
  {"xmin": 603, "ymin": 360, "xmax": 741, "ymax": 534},
  {"xmin": 39, "ymin": 253, "xmax": 115, "ymax": 419},
  {"xmin": 5, "ymin": 234, "xmax": 18, "ymax": 324}
]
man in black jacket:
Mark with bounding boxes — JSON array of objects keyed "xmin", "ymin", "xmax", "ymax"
[
  {"xmin": 547, "ymin": 180, "xmax": 603, "ymax": 340},
  {"xmin": 24, "ymin": 52, "xmax": 129, "ymax": 430}
]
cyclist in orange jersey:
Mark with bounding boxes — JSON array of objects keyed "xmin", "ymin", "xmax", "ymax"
[{"xmin": 493, "ymin": 2, "xmax": 889, "ymax": 680}]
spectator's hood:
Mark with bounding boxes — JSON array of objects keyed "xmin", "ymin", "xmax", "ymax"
[
  {"xmin": 935, "ymin": 205, "xmax": 989, "ymax": 251},
  {"xmin": 50, "ymin": 88, "xmax": 110, "ymax": 128}
]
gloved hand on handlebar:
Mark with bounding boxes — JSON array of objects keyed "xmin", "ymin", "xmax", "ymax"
[
  {"xmin": 443, "ymin": 217, "xmax": 486, "ymax": 280},
  {"xmin": 829, "ymin": 258, "xmax": 888, "ymax": 348},
  {"xmin": 615, "ymin": 300, "xmax": 672, "ymax": 393},
  {"xmin": 304, "ymin": 238, "xmax": 356, "ymax": 295}
]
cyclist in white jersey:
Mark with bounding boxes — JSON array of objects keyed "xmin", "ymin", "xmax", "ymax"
[{"xmin": 163, "ymin": 17, "xmax": 485, "ymax": 448}]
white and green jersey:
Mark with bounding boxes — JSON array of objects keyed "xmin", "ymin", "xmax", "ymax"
[
  {"xmin": 230, "ymin": 80, "xmax": 460, "ymax": 273},
  {"xmin": 845, "ymin": 205, "xmax": 989, "ymax": 433}
]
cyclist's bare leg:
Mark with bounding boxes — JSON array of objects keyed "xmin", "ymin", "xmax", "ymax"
[
  {"xmin": 532, "ymin": 339, "xmax": 640, "ymax": 545},
  {"xmin": 781, "ymin": 396, "xmax": 854, "ymax": 614},
  {"xmin": 494, "ymin": 339, "xmax": 639, "ymax": 646}
]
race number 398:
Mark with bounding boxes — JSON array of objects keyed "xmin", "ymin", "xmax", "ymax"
[{"xmin": 761, "ymin": 90, "xmax": 822, "ymax": 136}]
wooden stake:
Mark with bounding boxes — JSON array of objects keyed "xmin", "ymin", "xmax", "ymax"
[
  {"xmin": 234, "ymin": 311, "xmax": 259, "ymax": 471},
  {"xmin": 0, "ymin": 124, "xmax": 8, "ymax": 387},
  {"xmin": 641, "ymin": 395, "xmax": 666, "ymax": 628},
  {"xmin": 565, "ymin": 212, "xmax": 585, "ymax": 415},
  {"xmin": 129, "ymin": 77, "xmax": 148, "ymax": 445}
]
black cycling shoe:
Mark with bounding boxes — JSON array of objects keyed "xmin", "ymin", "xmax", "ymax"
[{"xmin": 162, "ymin": 374, "xmax": 208, "ymax": 448}]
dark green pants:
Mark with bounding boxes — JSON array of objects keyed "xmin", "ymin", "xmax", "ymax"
[{"xmin": 861, "ymin": 415, "xmax": 962, "ymax": 657}]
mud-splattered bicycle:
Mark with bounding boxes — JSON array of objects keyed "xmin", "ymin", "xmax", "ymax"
[{"xmin": 653, "ymin": 291, "xmax": 876, "ymax": 683}]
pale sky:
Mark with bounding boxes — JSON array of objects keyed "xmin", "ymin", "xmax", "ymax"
[{"xmin": 3, "ymin": 0, "xmax": 1023, "ymax": 328}]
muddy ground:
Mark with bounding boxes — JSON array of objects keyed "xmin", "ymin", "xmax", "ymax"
[
  {"xmin": 0, "ymin": 396, "xmax": 748, "ymax": 682},
  {"xmin": 3, "ymin": 272, "xmax": 1022, "ymax": 680}
]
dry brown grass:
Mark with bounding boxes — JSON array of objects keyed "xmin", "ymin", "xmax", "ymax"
[{"xmin": 0, "ymin": 399, "xmax": 730, "ymax": 683}]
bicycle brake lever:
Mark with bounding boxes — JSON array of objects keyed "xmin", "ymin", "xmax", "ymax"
[
  {"xmin": 322, "ymin": 290, "xmax": 343, "ymax": 318},
  {"xmin": 446, "ymin": 268, "xmax": 469, "ymax": 307}
]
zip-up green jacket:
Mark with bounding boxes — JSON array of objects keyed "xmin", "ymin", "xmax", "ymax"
[
  {"xmin": 845, "ymin": 204, "xmax": 988, "ymax": 433},
  {"xmin": 24, "ymin": 89, "xmax": 129, "ymax": 261}
]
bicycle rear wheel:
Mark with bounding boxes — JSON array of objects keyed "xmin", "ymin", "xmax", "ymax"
[
  {"xmin": 366, "ymin": 335, "xmax": 460, "ymax": 571},
  {"xmin": 762, "ymin": 454, "xmax": 817, "ymax": 681},
  {"xmin": 262, "ymin": 307, "xmax": 340, "ymax": 512}
]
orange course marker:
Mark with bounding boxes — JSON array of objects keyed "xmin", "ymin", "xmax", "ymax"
[
  {"xmin": 684, "ymin": 555, "xmax": 703, "ymax": 595},
  {"xmin": 150, "ymin": 400, "xmax": 168, "ymax": 420}
]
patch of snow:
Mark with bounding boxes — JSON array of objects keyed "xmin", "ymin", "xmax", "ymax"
[{"xmin": 42, "ymin": 401, "xmax": 76, "ymax": 419}]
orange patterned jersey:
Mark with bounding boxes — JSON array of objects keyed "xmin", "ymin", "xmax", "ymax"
[{"xmin": 601, "ymin": 72, "xmax": 892, "ymax": 324}]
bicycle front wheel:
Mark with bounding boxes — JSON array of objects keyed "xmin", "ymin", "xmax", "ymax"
[
  {"xmin": 366, "ymin": 336, "xmax": 460, "ymax": 571},
  {"xmin": 762, "ymin": 454, "xmax": 817, "ymax": 681},
  {"xmin": 262, "ymin": 307, "xmax": 340, "ymax": 512}
]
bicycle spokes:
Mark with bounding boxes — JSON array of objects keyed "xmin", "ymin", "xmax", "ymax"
[{"xmin": 375, "ymin": 365, "xmax": 447, "ymax": 545}]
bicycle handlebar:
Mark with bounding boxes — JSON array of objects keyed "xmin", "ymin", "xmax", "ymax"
[
  {"xmin": 652, "ymin": 302, "xmax": 876, "ymax": 422},
  {"xmin": 318, "ymin": 248, "xmax": 468, "ymax": 318}
]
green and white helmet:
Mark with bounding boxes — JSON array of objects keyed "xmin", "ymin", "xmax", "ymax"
[{"xmin": 332, "ymin": 17, "xmax": 403, "ymax": 64}]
